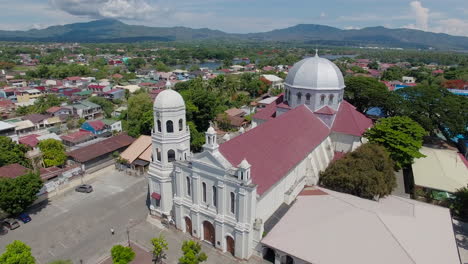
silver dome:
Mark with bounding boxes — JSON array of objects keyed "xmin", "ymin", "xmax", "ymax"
[{"xmin": 285, "ymin": 55, "xmax": 345, "ymax": 90}]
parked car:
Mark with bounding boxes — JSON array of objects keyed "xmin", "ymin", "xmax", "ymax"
[
  {"xmin": 75, "ymin": 184, "xmax": 93, "ymax": 193},
  {"xmin": 18, "ymin": 213, "xmax": 31, "ymax": 223},
  {"xmin": 3, "ymin": 218, "xmax": 20, "ymax": 230}
]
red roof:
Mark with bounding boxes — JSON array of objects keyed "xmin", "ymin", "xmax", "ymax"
[
  {"xmin": 60, "ymin": 130, "xmax": 93, "ymax": 143},
  {"xmin": 331, "ymin": 100, "xmax": 373, "ymax": 136},
  {"xmin": 0, "ymin": 99, "xmax": 14, "ymax": 107},
  {"xmin": 46, "ymin": 106, "xmax": 61, "ymax": 113},
  {"xmin": 314, "ymin": 106, "xmax": 336, "ymax": 115},
  {"xmin": 219, "ymin": 105, "xmax": 330, "ymax": 195},
  {"xmin": 253, "ymin": 102, "xmax": 277, "ymax": 121},
  {"xmin": 0, "ymin": 163, "xmax": 30, "ymax": 179},
  {"xmin": 19, "ymin": 134, "xmax": 40, "ymax": 148},
  {"xmin": 88, "ymin": 85, "xmax": 106, "ymax": 90},
  {"xmin": 66, "ymin": 76, "xmax": 82, "ymax": 81},
  {"xmin": 276, "ymin": 102, "xmax": 291, "ymax": 109},
  {"xmin": 67, "ymin": 134, "xmax": 135, "ymax": 163},
  {"xmin": 87, "ymin": 120, "xmax": 106, "ymax": 131}
]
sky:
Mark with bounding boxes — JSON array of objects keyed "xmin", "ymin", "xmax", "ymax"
[{"xmin": 0, "ymin": 0, "xmax": 467, "ymax": 36}]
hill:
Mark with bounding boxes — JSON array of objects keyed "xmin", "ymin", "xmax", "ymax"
[{"xmin": 1, "ymin": 19, "xmax": 467, "ymax": 50}]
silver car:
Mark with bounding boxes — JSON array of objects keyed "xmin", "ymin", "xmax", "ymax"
[{"xmin": 75, "ymin": 184, "xmax": 93, "ymax": 193}]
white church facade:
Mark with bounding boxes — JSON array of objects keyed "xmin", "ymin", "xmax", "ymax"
[{"xmin": 147, "ymin": 54, "xmax": 373, "ymax": 259}]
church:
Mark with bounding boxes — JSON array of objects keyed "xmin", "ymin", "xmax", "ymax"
[{"xmin": 147, "ymin": 54, "xmax": 373, "ymax": 259}]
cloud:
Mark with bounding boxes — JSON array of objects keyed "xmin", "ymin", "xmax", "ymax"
[
  {"xmin": 49, "ymin": 0, "xmax": 160, "ymax": 20},
  {"xmin": 433, "ymin": 18, "xmax": 468, "ymax": 36},
  {"xmin": 409, "ymin": 1, "xmax": 429, "ymax": 31}
]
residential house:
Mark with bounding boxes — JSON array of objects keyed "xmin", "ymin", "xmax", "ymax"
[
  {"xmin": 102, "ymin": 119, "xmax": 122, "ymax": 133},
  {"xmin": 261, "ymin": 74, "xmax": 284, "ymax": 90},
  {"xmin": 0, "ymin": 99, "xmax": 15, "ymax": 119},
  {"xmin": 81, "ymin": 120, "xmax": 107, "ymax": 135},
  {"xmin": 112, "ymin": 106, "xmax": 127, "ymax": 118},
  {"xmin": 67, "ymin": 134, "xmax": 135, "ymax": 170},
  {"xmin": 402, "ymin": 76, "xmax": 416, "ymax": 84},
  {"xmin": 60, "ymin": 130, "xmax": 95, "ymax": 147},
  {"xmin": 22, "ymin": 114, "xmax": 50, "ymax": 129},
  {"xmin": 119, "ymin": 135, "xmax": 152, "ymax": 172},
  {"xmin": 0, "ymin": 163, "xmax": 30, "ymax": 179},
  {"xmin": 16, "ymin": 89, "xmax": 42, "ymax": 105},
  {"xmin": 88, "ymin": 84, "xmax": 111, "ymax": 93},
  {"xmin": 71, "ymin": 100, "xmax": 102, "ymax": 119},
  {"xmin": 103, "ymin": 89, "xmax": 125, "ymax": 100},
  {"xmin": 216, "ymin": 108, "xmax": 248, "ymax": 129},
  {"xmin": 0, "ymin": 121, "xmax": 16, "ymax": 137},
  {"xmin": 46, "ymin": 106, "xmax": 72, "ymax": 117}
]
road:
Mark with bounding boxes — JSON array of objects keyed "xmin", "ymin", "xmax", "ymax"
[
  {"xmin": 0, "ymin": 166, "xmax": 268, "ymax": 264},
  {"xmin": 0, "ymin": 167, "xmax": 149, "ymax": 264}
]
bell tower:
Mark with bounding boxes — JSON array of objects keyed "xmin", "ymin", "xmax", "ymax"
[{"xmin": 148, "ymin": 89, "xmax": 190, "ymax": 219}]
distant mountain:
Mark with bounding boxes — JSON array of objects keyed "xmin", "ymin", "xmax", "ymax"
[{"xmin": 1, "ymin": 19, "xmax": 468, "ymax": 50}]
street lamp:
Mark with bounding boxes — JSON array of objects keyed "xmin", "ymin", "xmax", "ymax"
[{"xmin": 127, "ymin": 218, "xmax": 134, "ymax": 248}]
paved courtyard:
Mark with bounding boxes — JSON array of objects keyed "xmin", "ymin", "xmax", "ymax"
[
  {"xmin": 454, "ymin": 219, "xmax": 468, "ymax": 264},
  {"xmin": 0, "ymin": 166, "xmax": 266, "ymax": 264}
]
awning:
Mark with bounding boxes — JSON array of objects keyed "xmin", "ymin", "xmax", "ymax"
[{"xmin": 151, "ymin": 192, "xmax": 161, "ymax": 200}]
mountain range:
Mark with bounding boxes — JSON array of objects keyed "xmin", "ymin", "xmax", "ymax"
[{"xmin": 1, "ymin": 19, "xmax": 468, "ymax": 50}]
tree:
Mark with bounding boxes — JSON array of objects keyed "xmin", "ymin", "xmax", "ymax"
[
  {"xmin": 381, "ymin": 66, "xmax": 408, "ymax": 81},
  {"xmin": 124, "ymin": 92, "xmax": 153, "ymax": 137},
  {"xmin": 38, "ymin": 139, "xmax": 67, "ymax": 168},
  {"xmin": 155, "ymin": 62, "xmax": 171, "ymax": 72},
  {"xmin": 111, "ymin": 245, "xmax": 135, "ymax": 264},
  {"xmin": 368, "ymin": 61, "xmax": 379, "ymax": 70},
  {"xmin": 89, "ymin": 96, "xmax": 114, "ymax": 118},
  {"xmin": 364, "ymin": 116, "xmax": 426, "ymax": 169},
  {"xmin": 319, "ymin": 143, "xmax": 396, "ymax": 199},
  {"xmin": 344, "ymin": 76, "xmax": 392, "ymax": 114},
  {"xmin": 450, "ymin": 184, "xmax": 468, "ymax": 219},
  {"xmin": 187, "ymin": 121, "xmax": 205, "ymax": 152},
  {"xmin": 151, "ymin": 235, "xmax": 168, "ymax": 264},
  {"xmin": 0, "ymin": 136, "xmax": 31, "ymax": 168},
  {"xmin": 0, "ymin": 172, "xmax": 43, "ymax": 215},
  {"xmin": 0, "ymin": 240, "xmax": 36, "ymax": 264},
  {"xmin": 178, "ymin": 240, "xmax": 207, "ymax": 264}
]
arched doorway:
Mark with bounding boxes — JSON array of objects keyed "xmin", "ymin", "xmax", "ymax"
[
  {"xmin": 202, "ymin": 221, "xmax": 215, "ymax": 245},
  {"xmin": 281, "ymin": 255, "xmax": 294, "ymax": 264},
  {"xmin": 263, "ymin": 247, "xmax": 275, "ymax": 263},
  {"xmin": 226, "ymin": 236, "xmax": 235, "ymax": 256},
  {"xmin": 184, "ymin": 217, "xmax": 192, "ymax": 236}
]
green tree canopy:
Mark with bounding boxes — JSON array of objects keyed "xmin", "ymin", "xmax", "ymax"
[
  {"xmin": 0, "ymin": 136, "xmax": 30, "ymax": 168},
  {"xmin": 151, "ymin": 235, "xmax": 168, "ymax": 264},
  {"xmin": 0, "ymin": 172, "xmax": 43, "ymax": 215},
  {"xmin": 0, "ymin": 240, "xmax": 36, "ymax": 264},
  {"xmin": 364, "ymin": 116, "xmax": 426, "ymax": 169},
  {"xmin": 123, "ymin": 92, "xmax": 153, "ymax": 137},
  {"xmin": 344, "ymin": 76, "xmax": 393, "ymax": 113},
  {"xmin": 111, "ymin": 245, "xmax": 135, "ymax": 264},
  {"xmin": 450, "ymin": 184, "xmax": 468, "ymax": 219},
  {"xmin": 178, "ymin": 240, "xmax": 207, "ymax": 264},
  {"xmin": 88, "ymin": 96, "xmax": 115, "ymax": 118},
  {"xmin": 319, "ymin": 143, "xmax": 396, "ymax": 199},
  {"xmin": 38, "ymin": 139, "xmax": 67, "ymax": 168}
]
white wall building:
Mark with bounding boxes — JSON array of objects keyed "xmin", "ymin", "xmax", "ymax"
[{"xmin": 148, "ymin": 55, "xmax": 373, "ymax": 260}]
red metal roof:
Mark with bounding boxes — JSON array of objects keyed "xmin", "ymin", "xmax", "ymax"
[
  {"xmin": 87, "ymin": 120, "xmax": 106, "ymax": 131},
  {"xmin": 219, "ymin": 105, "xmax": 330, "ymax": 195},
  {"xmin": 0, "ymin": 163, "xmax": 30, "ymax": 179},
  {"xmin": 60, "ymin": 130, "xmax": 93, "ymax": 143},
  {"xmin": 67, "ymin": 134, "xmax": 135, "ymax": 163},
  {"xmin": 331, "ymin": 100, "xmax": 373, "ymax": 137},
  {"xmin": 19, "ymin": 134, "xmax": 40, "ymax": 148},
  {"xmin": 253, "ymin": 103, "xmax": 277, "ymax": 121},
  {"xmin": 46, "ymin": 106, "xmax": 61, "ymax": 113},
  {"xmin": 314, "ymin": 106, "xmax": 336, "ymax": 115}
]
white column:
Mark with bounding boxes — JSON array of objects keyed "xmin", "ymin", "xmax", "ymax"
[
  {"xmin": 238, "ymin": 188, "xmax": 247, "ymax": 223},
  {"xmin": 217, "ymin": 182, "xmax": 225, "ymax": 216},
  {"xmin": 192, "ymin": 173, "xmax": 200, "ymax": 205}
]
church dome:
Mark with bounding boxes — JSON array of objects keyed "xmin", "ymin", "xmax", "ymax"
[
  {"xmin": 285, "ymin": 55, "xmax": 345, "ymax": 90},
  {"xmin": 154, "ymin": 89, "xmax": 185, "ymax": 109}
]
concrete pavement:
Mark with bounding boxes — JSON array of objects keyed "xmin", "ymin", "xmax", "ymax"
[{"xmin": 0, "ymin": 166, "xmax": 267, "ymax": 264}]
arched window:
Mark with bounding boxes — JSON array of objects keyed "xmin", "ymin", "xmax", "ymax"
[
  {"xmin": 230, "ymin": 192, "xmax": 235, "ymax": 214},
  {"xmin": 156, "ymin": 148, "xmax": 161, "ymax": 161},
  {"xmin": 157, "ymin": 120, "xmax": 161, "ymax": 132},
  {"xmin": 305, "ymin": 93, "xmax": 311, "ymax": 104},
  {"xmin": 186, "ymin": 177, "xmax": 191, "ymax": 196},
  {"xmin": 184, "ymin": 152, "xmax": 187, "ymax": 160},
  {"xmin": 166, "ymin": 120, "xmax": 174, "ymax": 133},
  {"xmin": 212, "ymin": 186, "xmax": 217, "ymax": 207},
  {"xmin": 296, "ymin": 92, "xmax": 302, "ymax": 104},
  {"xmin": 202, "ymin": 182, "xmax": 207, "ymax": 203},
  {"xmin": 320, "ymin": 94, "xmax": 326, "ymax": 105},
  {"xmin": 179, "ymin": 119, "xmax": 183, "ymax": 131},
  {"xmin": 328, "ymin": 94, "xmax": 334, "ymax": 105},
  {"xmin": 168, "ymin": 149, "xmax": 175, "ymax": 162}
]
